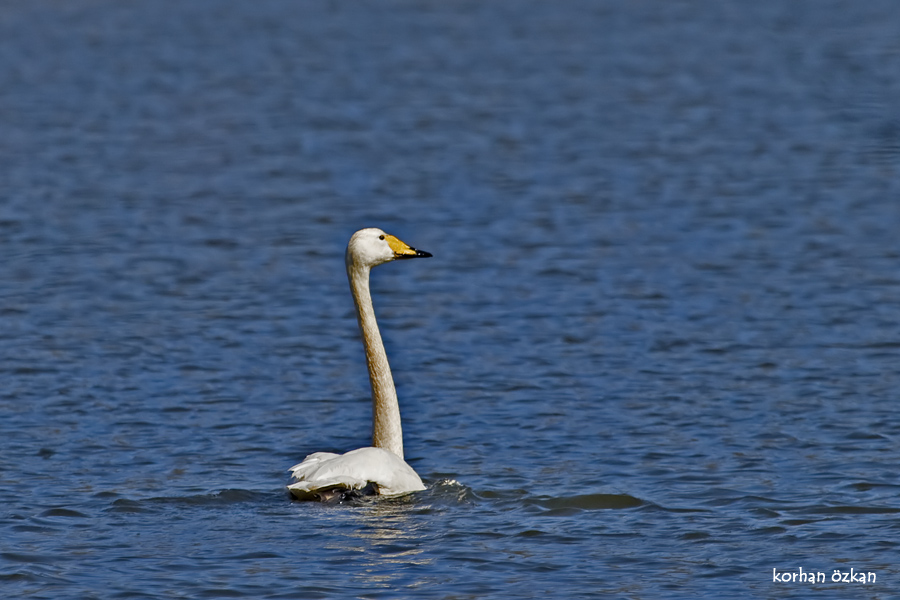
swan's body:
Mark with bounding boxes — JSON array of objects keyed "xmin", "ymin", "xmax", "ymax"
[
  {"xmin": 288, "ymin": 228, "xmax": 431, "ymax": 501},
  {"xmin": 288, "ymin": 448, "xmax": 424, "ymax": 499}
]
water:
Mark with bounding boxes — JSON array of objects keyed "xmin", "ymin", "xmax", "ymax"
[{"xmin": 2, "ymin": 1, "xmax": 899, "ymax": 598}]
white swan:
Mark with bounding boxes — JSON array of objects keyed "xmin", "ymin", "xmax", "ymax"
[{"xmin": 288, "ymin": 228, "xmax": 431, "ymax": 501}]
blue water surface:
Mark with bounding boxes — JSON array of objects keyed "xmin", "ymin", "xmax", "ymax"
[{"xmin": 2, "ymin": 1, "xmax": 899, "ymax": 598}]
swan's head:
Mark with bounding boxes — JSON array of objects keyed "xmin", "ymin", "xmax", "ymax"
[{"xmin": 346, "ymin": 227, "xmax": 432, "ymax": 269}]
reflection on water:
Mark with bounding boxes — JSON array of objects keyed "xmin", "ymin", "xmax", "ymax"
[{"xmin": 346, "ymin": 503, "xmax": 433, "ymax": 587}]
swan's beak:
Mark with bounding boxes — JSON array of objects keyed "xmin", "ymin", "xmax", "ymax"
[{"xmin": 385, "ymin": 235, "xmax": 432, "ymax": 260}]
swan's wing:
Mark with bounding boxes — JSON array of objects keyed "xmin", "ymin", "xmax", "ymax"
[
  {"xmin": 288, "ymin": 447, "xmax": 425, "ymax": 499},
  {"xmin": 288, "ymin": 452, "xmax": 342, "ymax": 477}
]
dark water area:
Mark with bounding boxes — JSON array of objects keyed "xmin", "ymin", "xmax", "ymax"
[{"xmin": 2, "ymin": 1, "xmax": 899, "ymax": 598}]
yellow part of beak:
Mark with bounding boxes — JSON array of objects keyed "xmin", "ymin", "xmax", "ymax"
[{"xmin": 384, "ymin": 234, "xmax": 432, "ymax": 259}]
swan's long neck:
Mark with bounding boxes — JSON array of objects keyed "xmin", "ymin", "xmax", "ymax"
[{"xmin": 347, "ymin": 263, "xmax": 405, "ymax": 459}]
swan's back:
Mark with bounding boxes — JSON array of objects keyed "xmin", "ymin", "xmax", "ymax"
[{"xmin": 288, "ymin": 447, "xmax": 425, "ymax": 500}]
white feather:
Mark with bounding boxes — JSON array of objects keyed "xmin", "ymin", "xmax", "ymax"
[{"xmin": 288, "ymin": 448, "xmax": 426, "ymax": 498}]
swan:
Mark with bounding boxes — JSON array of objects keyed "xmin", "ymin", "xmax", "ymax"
[{"xmin": 288, "ymin": 228, "xmax": 431, "ymax": 501}]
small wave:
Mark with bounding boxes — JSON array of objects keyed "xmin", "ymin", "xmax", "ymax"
[
  {"xmin": 797, "ymin": 504, "xmax": 900, "ymax": 516},
  {"xmin": 39, "ymin": 508, "xmax": 90, "ymax": 519},
  {"xmin": 426, "ymin": 478, "xmax": 474, "ymax": 503},
  {"xmin": 529, "ymin": 492, "xmax": 644, "ymax": 512},
  {"xmin": 107, "ymin": 489, "xmax": 269, "ymax": 513}
]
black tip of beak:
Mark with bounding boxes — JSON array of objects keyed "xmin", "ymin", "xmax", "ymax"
[{"xmin": 415, "ymin": 249, "xmax": 432, "ymax": 258}]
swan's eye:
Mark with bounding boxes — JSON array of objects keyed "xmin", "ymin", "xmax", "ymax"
[{"xmin": 379, "ymin": 235, "xmax": 385, "ymax": 240}]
